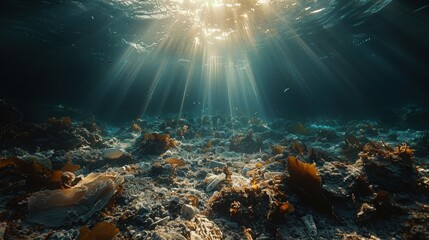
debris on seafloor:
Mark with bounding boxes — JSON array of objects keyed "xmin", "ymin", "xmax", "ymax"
[
  {"xmin": 77, "ymin": 221, "xmax": 119, "ymax": 240},
  {"xmin": 27, "ymin": 172, "xmax": 124, "ymax": 227},
  {"xmin": 205, "ymin": 173, "xmax": 226, "ymax": 192},
  {"xmin": 301, "ymin": 214, "xmax": 317, "ymax": 237},
  {"xmin": 287, "ymin": 156, "xmax": 333, "ymax": 214}
]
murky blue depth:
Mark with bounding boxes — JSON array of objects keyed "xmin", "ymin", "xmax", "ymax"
[{"xmin": 1, "ymin": 0, "xmax": 428, "ymax": 122}]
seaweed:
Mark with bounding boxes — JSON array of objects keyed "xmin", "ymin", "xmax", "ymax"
[
  {"xmin": 270, "ymin": 145, "xmax": 284, "ymax": 155},
  {"xmin": 165, "ymin": 157, "xmax": 186, "ymax": 167},
  {"xmin": 48, "ymin": 116, "xmax": 72, "ymax": 128},
  {"xmin": 131, "ymin": 123, "xmax": 141, "ymax": 132},
  {"xmin": 291, "ymin": 140, "xmax": 307, "ymax": 155},
  {"xmin": 287, "ymin": 156, "xmax": 333, "ymax": 215},
  {"xmin": 139, "ymin": 133, "xmax": 176, "ymax": 155},
  {"xmin": 78, "ymin": 221, "xmax": 119, "ymax": 240},
  {"xmin": 62, "ymin": 155, "xmax": 80, "ymax": 172},
  {"xmin": 0, "ymin": 156, "xmax": 64, "ymax": 189}
]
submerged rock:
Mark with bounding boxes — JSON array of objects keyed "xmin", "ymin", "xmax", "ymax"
[{"xmin": 229, "ymin": 131, "xmax": 262, "ymax": 153}]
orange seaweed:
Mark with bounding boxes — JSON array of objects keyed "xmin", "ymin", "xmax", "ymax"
[
  {"xmin": 287, "ymin": 156, "xmax": 332, "ymax": 214},
  {"xmin": 292, "ymin": 140, "xmax": 307, "ymax": 155},
  {"xmin": 62, "ymin": 159, "xmax": 80, "ymax": 172},
  {"xmin": 270, "ymin": 145, "xmax": 284, "ymax": 155},
  {"xmin": 61, "ymin": 117, "xmax": 72, "ymax": 127},
  {"xmin": 77, "ymin": 221, "xmax": 119, "ymax": 240},
  {"xmin": 131, "ymin": 123, "xmax": 141, "ymax": 132},
  {"xmin": 165, "ymin": 158, "xmax": 186, "ymax": 167}
]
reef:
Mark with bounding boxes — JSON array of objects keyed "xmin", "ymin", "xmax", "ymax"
[{"xmin": 0, "ymin": 101, "xmax": 428, "ymax": 239}]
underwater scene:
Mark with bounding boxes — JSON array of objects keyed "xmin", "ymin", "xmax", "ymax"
[{"xmin": 1, "ymin": 0, "xmax": 429, "ymax": 239}]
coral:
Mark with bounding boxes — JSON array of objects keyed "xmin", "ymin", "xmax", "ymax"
[{"xmin": 27, "ymin": 172, "xmax": 124, "ymax": 227}]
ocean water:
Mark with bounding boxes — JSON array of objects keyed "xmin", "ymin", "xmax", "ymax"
[{"xmin": 1, "ymin": 0, "xmax": 428, "ymax": 122}]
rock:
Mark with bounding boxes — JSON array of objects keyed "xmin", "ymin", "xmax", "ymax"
[
  {"xmin": 229, "ymin": 131, "xmax": 263, "ymax": 153},
  {"xmin": 123, "ymin": 174, "xmax": 135, "ymax": 180},
  {"xmin": 319, "ymin": 161, "xmax": 363, "ymax": 198},
  {"xmin": 102, "ymin": 148, "xmax": 125, "ymax": 160},
  {"xmin": 360, "ymin": 142, "xmax": 419, "ymax": 191},
  {"xmin": 181, "ymin": 204, "xmax": 199, "ymax": 220}
]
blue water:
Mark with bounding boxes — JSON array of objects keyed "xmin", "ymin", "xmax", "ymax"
[{"xmin": 1, "ymin": 0, "xmax": 428, "ymax": 122}]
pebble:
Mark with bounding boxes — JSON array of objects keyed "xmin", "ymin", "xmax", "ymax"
[
  {"xmin": 102, "ymin": 148, "xmax": 125, "ymax": 160},
  {"xmin": 123, "ymin": 174, "xmax": 135, "ymax": 180},
  {"xmin": 181, "ymin": 204, "xmax": 200, "ymax": 220}
]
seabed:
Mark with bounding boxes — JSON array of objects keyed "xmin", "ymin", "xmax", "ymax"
[{"xmin": 1, "ymin": 101, "xmax": 428, "ymax": 239}]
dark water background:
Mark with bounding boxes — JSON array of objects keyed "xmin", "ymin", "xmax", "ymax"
[{"xmin": 1, "ymin": 0, "xmax": 428, "ymax": 123}]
